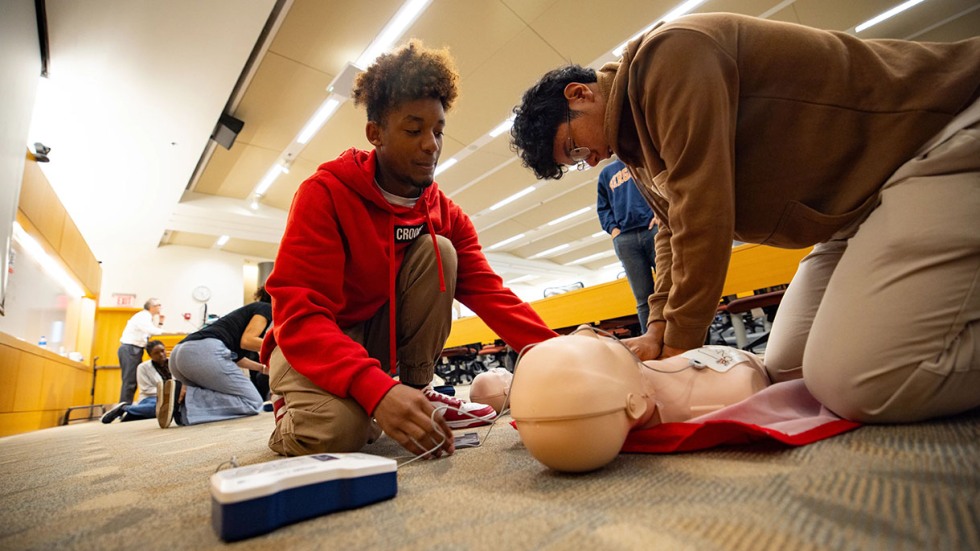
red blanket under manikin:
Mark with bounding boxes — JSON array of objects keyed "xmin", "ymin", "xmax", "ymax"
[{"xmin": 622, "ymin": 379, "xmax": 861, "ymax": 454}]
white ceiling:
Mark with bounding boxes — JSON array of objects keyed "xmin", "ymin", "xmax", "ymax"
[{"xmin": 29, "ymin": 0, "xmax": 980, "ymax": 300}]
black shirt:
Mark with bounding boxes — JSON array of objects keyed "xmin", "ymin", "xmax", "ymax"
[{"xmin": 180, "ymin": 302, "xmax": 272, "ymax": 362}]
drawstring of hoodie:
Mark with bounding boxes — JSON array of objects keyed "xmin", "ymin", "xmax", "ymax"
[
  {"xmin": 386, "ymin": 202, "xmax": 447, "ymax": 378},
  {"xmin": 388, "ymin": 218, "xmax": 398, "ymax": 376},
  {"xmin": 424, "ymin": 202, "xmax": 446, "ymax": 293}
]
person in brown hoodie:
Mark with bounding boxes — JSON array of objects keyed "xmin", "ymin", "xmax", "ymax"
[{"xmin": 511, "ymin": 14, "xmax": 980, "ymax": 424}]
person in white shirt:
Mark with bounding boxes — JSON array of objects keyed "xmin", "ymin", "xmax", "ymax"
[
  {"xmin": 102, "ymin": 340, "xmax": 171, "ymax": 423},
  {"xmin": 117, "ymin": 298, "xmax": 165, "ymax": 403}
]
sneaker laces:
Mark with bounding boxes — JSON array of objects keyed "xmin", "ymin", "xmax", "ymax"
[{"xmin": 422, "ymin": 386, "xmax": 464, "ymax": 407}]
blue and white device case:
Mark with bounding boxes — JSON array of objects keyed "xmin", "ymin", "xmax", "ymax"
[{"xmin": 210, "ymin": 452, "xmax": 398, "ymax": 541}]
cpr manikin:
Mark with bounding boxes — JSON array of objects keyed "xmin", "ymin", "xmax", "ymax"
[
  {"xmin": 507, "ymin": 326, "xmax": 770, "ymax": 472},
  {"xmin": 469, "ymin": 367, "xmax": 512, "ymax": 414}
]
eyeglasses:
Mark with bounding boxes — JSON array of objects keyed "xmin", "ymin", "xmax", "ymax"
[{"xmin": 565, "ymin": 109, "xmax": 591, "ymax": 171}]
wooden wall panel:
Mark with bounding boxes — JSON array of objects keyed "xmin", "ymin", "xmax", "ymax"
[
  {"xmin": 12, "ymin": 351, "xmax": 45, "ymax": 412},
  {"xmin": 0, "ymin": 411, "xmax": 46, "ymax": 437},
  {"xmin": 17, "ymin": 158, "xmax": 101, "ymax": 297},
  {"xmin": 17, "ymin": 161, "xmax": 65, "ymax": 252},
  {"xmin": 93, "ymin": 308, "xmax": 140, "ymax": 368},
  {"xmin": 58, "ymin": 215, "xmax": 101, "ymax": 295},
  {"xmin": 0, "ymin": 333, "xmax": 101, "ymax": 436},
  {"xmin": 95, "ymin": 366, "xmax": 122, "ymax": 406},
  {"xmin": 0, "ymin": 346, "xmax": 20, "ymax": 411}
]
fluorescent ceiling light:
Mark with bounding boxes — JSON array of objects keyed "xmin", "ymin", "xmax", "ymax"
[
  {"xmin": 488, "ymin": 233, "xmax": 525, "ymax": 250},
  {"xmin": 250, "ymin": 0, "xmax": 433, "ymax": 202},
  {"xmin": 613, "ymin": 0, "xmax": 708, "ymax": 56},
  {"xmin": 356, "ymin": 0, "xmax": 432, "ymax": 67},
  {"xmin": 434, "ymin": 157, "xmax": 457, "ymax": 176},
  {"xmin": 214, "ymin": 235, "xmax": 230, "ymax": 248},
  {"xmin": 547, "ymin": 206, "xmax": 592, "ymax": 226},
  {"xmin": 505, "ymin": 274, "xmax": 537, "ymax": 285},
  {"xmin": 530, "ymin": 244, "xmax": 570, "ymax": 259},
  {"xmin": 490, "ymin": 186, "xmax": 536, "ymax": 211},
  {"xmin": 12, "ymin": 222, "xmax": 85, "ymax": 297},
  {"xmin": 662, "ymin": 0, "xmax": 709, "ymax": 22},
  {"xmin": 591, "ymin": 231, "xmax": 606, "ymax": 238},
  {"xmin": 296, "ymin": 96, "xmax": 341, "ymax": 144},
  {"xmin": 253, "ymin": 164, "xmax": 288, "ymax": 197},
  {"xmin": 488, "ymin": 117, "xmax": 515, "ymax": 138},
  {"xmin": 601, "ymin": 261, "xmax": 624, "ymax": 270},
  {"xmin": 855, "ymin": 0, "xmax": 927, "ymax": 33}
]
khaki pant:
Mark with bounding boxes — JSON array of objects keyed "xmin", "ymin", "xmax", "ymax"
[
  {"xmin": 766, "ymin": 99, "xmax": 980, "ymax": 423},
  {"xmin": 268, "ymin": 235, "xmax": 458, "ymax": 456}
]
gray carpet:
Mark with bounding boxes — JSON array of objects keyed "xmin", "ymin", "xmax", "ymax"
[{"xmin": 1, "ymin": 395, "xmax": 978, "ymax": 551}]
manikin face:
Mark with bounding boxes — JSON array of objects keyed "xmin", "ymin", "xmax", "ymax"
[
  {"xmin": 510, "ymin": 330, "xmax": 650, "ymax": 472},
  {"xmin": 368, "ymin": 97, "xmax": 445, "ymax": 197}
]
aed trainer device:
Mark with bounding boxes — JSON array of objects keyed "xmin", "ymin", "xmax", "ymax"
[{"xmin": 210, "ymin": 453, "xmax": 397, "ymax": 541}]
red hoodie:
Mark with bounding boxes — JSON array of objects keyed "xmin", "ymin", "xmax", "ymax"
[{"xmin": 261, "ymin": 148, "xmax": 557, "ymax": 414}]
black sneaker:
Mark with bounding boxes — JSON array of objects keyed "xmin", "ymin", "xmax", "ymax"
[
  {"xmin": 101, "ymin": 402, "xmax": 127, "ymax": 424},
  {"xmin": 157, "ymin": 380, "xmax": 176, "ymax": 428}
]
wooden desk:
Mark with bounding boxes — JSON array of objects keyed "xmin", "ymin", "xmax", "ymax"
[{"xmin": 445, "ymin": 243, "xmax": 812, "ymax": 347}]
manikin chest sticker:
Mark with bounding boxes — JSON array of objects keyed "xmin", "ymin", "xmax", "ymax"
[
  {"xmin": 393, "ymin": 223, "xmax": 426, "ymax": 243},
  {"xmin": 681, "ymin": 346, "xmax": 749, "ymax": 373}
]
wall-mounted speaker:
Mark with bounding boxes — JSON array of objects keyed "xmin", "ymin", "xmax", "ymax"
[{"xmin": 212, "ymin": 114, "xmax": 244, "ymax": 150}]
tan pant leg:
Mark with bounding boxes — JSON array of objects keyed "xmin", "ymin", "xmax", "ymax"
[
  {"xmin": 765, "ymin": 240, "xmax": 846, "ymax": 382},
  {"xmin": 801, "ymin": 122, "xmax": 980, "ymax": 423},
  {"xmin": 268, "ymin": 234, "xmax": 457, "ymax": 455},
  {"xmin": 391, "ymin": 234, "xmax": 457, "ymax": 386},
  {"xmin": 267, "ymin": 346, "xmax": 374, "ymax": 456}
]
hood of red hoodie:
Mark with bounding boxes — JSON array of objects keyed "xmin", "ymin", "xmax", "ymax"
[{"xmin": 320, "ymin": 147, "xmax": 439, "ymax": 216}]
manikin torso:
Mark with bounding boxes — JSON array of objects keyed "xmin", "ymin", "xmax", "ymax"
[{"xmin": 495, "ymin": 327, "xmax": 770, "ymax": 472}]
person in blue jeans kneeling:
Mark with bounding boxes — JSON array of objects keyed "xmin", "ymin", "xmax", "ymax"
[
  {"xmin": 597, "ymin": 158, "xmax": 658, "ymax": 334},
  {"xmin": 101, "ymin": 340, "xmax": 171, "ymax": 423},
  {"xmin": 160, "ymin": 288, "xmax": 272, "ymax": 428}
]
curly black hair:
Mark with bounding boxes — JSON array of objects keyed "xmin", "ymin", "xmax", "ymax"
[
  {"xmin": 351, "ymin": 39, "xmax": 459, "ymax": 124},
  {"xmin": 253, "ymin": 285, "xmax": 271, "ymax": 304},
  {"xmin": 510, "ymin": 65, "xmax": 597, "ymax": 180}
]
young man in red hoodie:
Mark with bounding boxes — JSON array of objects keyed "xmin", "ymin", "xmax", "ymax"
[{"xmin": 261, "ymin": 40, "xmax": 557, "ymax": 458}]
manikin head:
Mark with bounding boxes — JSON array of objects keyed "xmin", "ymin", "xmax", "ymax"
[
  {"xmin": 509, "ymin": 328, "xmax": 652, "ymax": 473},
  {"xmin": 469, "ymin": 368, "xmax": 513, "ymax": 414}
]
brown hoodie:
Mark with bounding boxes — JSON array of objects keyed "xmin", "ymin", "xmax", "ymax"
[{"xmin": 597, "ymin": 13, "xmax": 980, "ymax": 349}]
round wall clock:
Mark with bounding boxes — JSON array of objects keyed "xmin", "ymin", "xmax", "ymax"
[{"xmin": 192, "ymin": 285, "xmax": 212, "ymax": 302}]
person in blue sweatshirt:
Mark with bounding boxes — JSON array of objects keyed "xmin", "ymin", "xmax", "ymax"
[{"xmin": 597, "ymin": 158, "xmax": 658, "ymax": 333}]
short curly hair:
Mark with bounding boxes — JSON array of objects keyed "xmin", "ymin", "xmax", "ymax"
[
  {"xmin": 352, "ymin": 39, "xmax": 459, "ymax": 124},
  {"xmin": 511, "ymin": 65, "xmax": 597, "ymax": 180}
]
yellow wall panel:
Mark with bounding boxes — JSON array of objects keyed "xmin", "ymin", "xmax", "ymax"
[
  {"xmin": 95, "ymin": 366, "xmax": 122, "ymax": 406},
  {"xmin": 17, "ymin": 161, "xmax": 65, "ymax": 252},
  {"xmin": 13, "ymin": 352, "xmax": 45, "ymax": 412},
  {"xmin": 93, "ymin": 308, "xmax": 140, "ymax": 368},
  {"xmin": 39, "ymin": 363, "xmax": 89, "ymax": 411},
  {"xmin": 0, "ymin": 333, "xmax": 99, "ymax": 435},
  {"xmin": 0, "ymin": 346, "xmax": 21, "ymax": 411},
  {"xmin": 0, "ymin": 411, "xmax": 46, "ymax": 437}
]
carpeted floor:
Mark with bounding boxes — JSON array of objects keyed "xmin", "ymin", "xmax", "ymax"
[{"xmin": 0, "ymin": 389, "xmax": 978, "ymax": 551}]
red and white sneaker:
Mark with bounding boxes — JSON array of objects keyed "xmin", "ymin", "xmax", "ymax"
[{"xmin": 423, "ymin": 386, "xmax": 496, "ymax": 429}]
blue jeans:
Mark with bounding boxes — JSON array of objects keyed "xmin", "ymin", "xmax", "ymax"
[
  {"xmin": 612, "ymin": 227, "xmax": 658, "ymax": 332},
  {"xmin": 122, "ymin": 396, "xmax": 157, "ymax": 421},
  {"xmin": 170, "ymin": 338, "xmax": 263, "ymax": 425}
]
